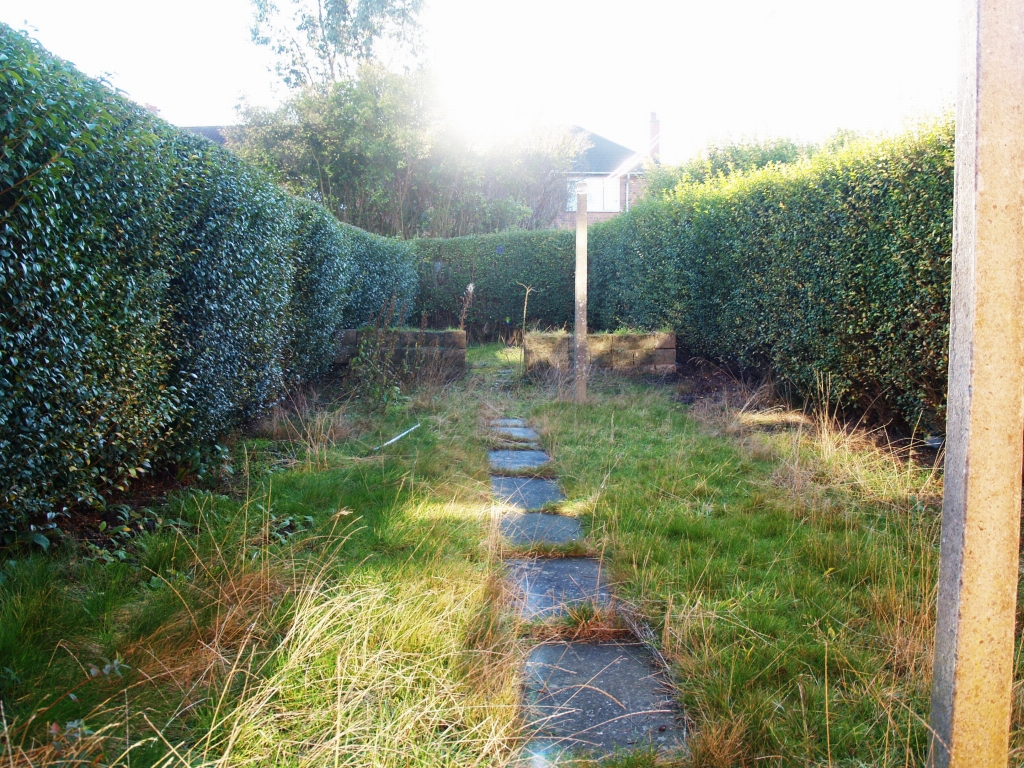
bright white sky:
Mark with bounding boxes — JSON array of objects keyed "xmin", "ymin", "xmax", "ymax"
[{"xmin": 0, "ymin": 0, "xmax": 957, "ymax": 164}]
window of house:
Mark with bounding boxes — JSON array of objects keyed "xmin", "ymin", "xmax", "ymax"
[{"xmin": 566, "ymin": 177, "xmax": 621, "ymax": 213}]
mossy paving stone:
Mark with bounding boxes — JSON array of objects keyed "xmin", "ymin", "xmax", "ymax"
[
  {"xmin": 505, "ymin": 558, "xmax": 610, "ymax": 619},
  {"xmin": 522, "ymin": 642, "xmax": 685, "ymax": 763},
  {"xmin": 491, "ymin": 476, "xmax": 565, "ymax": 511},
  {"xmin": 489, "ymin": 449, "xmax": 551, "ymax": 472}
]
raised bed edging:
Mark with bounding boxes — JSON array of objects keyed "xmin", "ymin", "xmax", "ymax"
[
  {"xmin": 525, "ymin": 332, "xmax": 676, "ymax": 374},
  {"xmin": 335, "ymin": 329, "xmax": 467, "ymax": 381}
]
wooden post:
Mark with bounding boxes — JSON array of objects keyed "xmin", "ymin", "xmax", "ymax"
[
  {"xmin": 928, "ymin": 0, "xmax": 1024, "ymax": 765},
  {"xmin": 575, "ymin": 181, "xmax": 588, "ymax": 403}
]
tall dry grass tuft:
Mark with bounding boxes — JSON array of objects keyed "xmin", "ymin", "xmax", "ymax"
[
  {"xmin": 684, "ymin": 716, "xmax": 751, "ymax": 768},
  {"xmin": 154, "ymin": 567, "xmax": 521, "ymax": 768},
  {"xmin": 114, "ymin": 490, "xmax": 299, "ymax": 738},
  {"xmin": 254, "ymin": 388, "xmax": 351, "ymax": 471}
]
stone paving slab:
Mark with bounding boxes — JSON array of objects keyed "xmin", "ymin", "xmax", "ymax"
[
  {"xmin": 522, "ymin": 642, "xmax": 685, "ymax": 762},
  {"xmin": 506, "ymin": 558, "xmax": 609, "ymax": 618},
  {"xmin": 489, "ymin": 450, "xmax": 550, "ymax": 472},
  {"xmin": 501, "ymin": 513, "xmax": 581, "ymax": 546},
  {"xmin": 491, "ymin": 476, "xmax": 565, "ymax": 511},
  {"xmin": 492, "ymin": 426, "xmax": 541, "ymax": 441}
]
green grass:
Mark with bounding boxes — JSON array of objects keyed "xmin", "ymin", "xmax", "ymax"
[
  {"xmin": 524, "ymin": 376, "xmax": 946, "ymax": 766},
  {"xmin": 466, "ymin": 343, "xmax": 522, "ymax": 369},
  {"xmin": 0, "ymin": 377, "xmax": 522, "ymax": 767},
  {"xmin": 5, "ymin": 346, "xmax": 1022, "ymax": 767}
]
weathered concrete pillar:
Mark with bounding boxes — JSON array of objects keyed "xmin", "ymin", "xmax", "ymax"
[
  {"xmin": 928, "ymin": 0, "xmax": 1024, "ymax": 765},
  {"xmin": 575, "ymin": 182, "xmax": 588, "ymax": 403}
]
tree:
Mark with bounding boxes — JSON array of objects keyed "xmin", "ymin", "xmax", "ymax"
[
  {"xmin": 251, "ymin": 0, "xmax": 424, "ymax": 88},
  {"xmin": 228, "ymin": 66, "xmax": 583, "ymax": 238}
]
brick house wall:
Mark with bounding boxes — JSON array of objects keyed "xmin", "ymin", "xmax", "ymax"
[{"xmin": 553, "ymin": 174, "xmax": 647, "ymax": 230}]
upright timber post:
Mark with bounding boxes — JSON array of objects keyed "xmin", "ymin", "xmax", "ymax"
[
  {"xmin": 928, "ymin": 0, "xmax": 1024, "ymax": 765},
  {"xmin": 575, "ymin": 181, "xmax": 588, "ymax": 403}
]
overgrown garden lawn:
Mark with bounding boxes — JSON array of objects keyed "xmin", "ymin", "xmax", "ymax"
[
  {"xmin": 522, "ymin": 368, "xmax": 1021, "ymax": 766},
  {"xmin": 0, "ymin": 378, "xmax": 520, "ymax": 767},
  {"xmin": 5, "ymin": 344, "xmax": 1023, "ymax": 767}
]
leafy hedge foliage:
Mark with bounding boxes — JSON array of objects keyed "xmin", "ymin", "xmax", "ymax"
[
  {"xmin": 595, "ymin": 121, "xmax": 953, "ymax": 428},
  {"xmin": 412, "ymin": 230, "xmax": 574, "ymax": 338},
  {"xmin": 341, "ymin": 223, "xmax": 417, "ymax": 329},
  {"xmin": 286, "ymin": 199, "xmax": 356, "ymax": 381},
  {"xmin": 415, "ymin": 121, "xmax": 954, "ymax": 428},
  {"xmin": 0, "ymin": 26, "xmax": 415, "ymax": 526}
]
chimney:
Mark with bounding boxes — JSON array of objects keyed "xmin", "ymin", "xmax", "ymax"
[{"xmin": 650, "ymin": 111, "xmax": 661, "ymax": 164}]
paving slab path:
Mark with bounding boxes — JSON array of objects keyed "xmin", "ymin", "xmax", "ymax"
[
  {"xmin": 485, "ymin": 416, "xmax": 686, "ymax": 763},
  {"xmin": 491, "ymin": 418, "xmax": 528, "ymax": 428},
  {"xmin": 489, "ymin": 449, "xmax": 551, "ymax": 472},
  {"xmin": 493, "ymin": 426, "xmax": 542, "ymax": 442},
  {"xmin": 491, "ymin": 476, "xmax": 565, "ymax": 510},
  {"xmin": 506, "ymin": 558, "xmax": 610, "ymax": 619},
  {"xmin": 523, "ymin": 642, "xmax": 684, "ymax": 760}
]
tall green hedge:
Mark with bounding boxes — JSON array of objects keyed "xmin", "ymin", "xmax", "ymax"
[
  {"xmin": 412, "ymin": 230, "xmax": 574, "ymax": 338},
  {"xmin": 414, "ymin": 121, "xmax": 954, "ymax": 428},
  {"xmin": 0, "ymin": 26, "xmax": 415, "ymax": 526},
  {"xmin": 342, "ymin": 223, "xmax": 418, "ymax": 328},
  {"xmin": 595, "ymin": 121, "xmax": 954, "ymax": 428}
]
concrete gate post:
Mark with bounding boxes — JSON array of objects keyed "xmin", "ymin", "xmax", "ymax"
[
  {"xmin": 928, "ymin": 0, "xmax": 1024, "ymax": 765},
  {"xmin": 575, "ymin": 181, "xmax": 588, "ymax": 403}
]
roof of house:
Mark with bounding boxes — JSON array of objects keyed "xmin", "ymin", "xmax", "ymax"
[
  {"xmin": 571, "ymin": 128, "xmax": 642, "ymax": 174},
  {"xmin": 182, "ymin": 126, "xmax": 228, "ymax": 145}
]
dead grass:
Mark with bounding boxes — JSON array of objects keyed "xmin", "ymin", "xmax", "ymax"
[{"xmin": 683, "ymin": 716, "xmax": 751, "ymax": 768}]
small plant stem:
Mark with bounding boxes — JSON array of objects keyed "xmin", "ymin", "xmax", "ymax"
[
  {"xmin": 661, "ymin": 593, "xmax": 673, "ymax": 652},
  {"xmin": 825, "ymin": 640, "xmax": 832, "ymax": 766},
  {"xmin": 517, "ymin": 282, "xmax": 534, "ymax": 376},
  {"xmin": 2, "ymin": 701, "xmax": 16, "ymax": 768}
]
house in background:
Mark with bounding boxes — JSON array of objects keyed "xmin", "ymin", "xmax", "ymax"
[{"xmin": 553, "ymin": 112, "xmax": 660, "ymax": 229}]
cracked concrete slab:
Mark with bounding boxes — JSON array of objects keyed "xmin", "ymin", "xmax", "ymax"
[
  {"xmin": 522, "ymin": 642, "xmax": 685, "ymax": 762},
  {"xmin": 506, "ymin": 558, "xmax": 610, "ymax": 619}
]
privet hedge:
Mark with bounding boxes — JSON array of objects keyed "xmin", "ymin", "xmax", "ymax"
[
  {"xmin": 415, "ymin": 120, "xmax": 954, "ymax": 428},
  {"xmin": 412, "ymin": 230, "xmax": 574, "ymax": 338},
  {"xmin": 595, "ymin": 121, "xmax": 954, "ymax": 428},
  {"xmin": 0, "ymin": 26, "xmax": 415, "ymax": 525}
]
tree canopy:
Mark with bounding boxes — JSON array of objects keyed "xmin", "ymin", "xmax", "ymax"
[
  {"xmin": 228, "ymin": 66, "xmax": 583, "ymax": 238},
  {"xmin": 251, "ymin": 0, "xmax": 424, "ymax": 88}
]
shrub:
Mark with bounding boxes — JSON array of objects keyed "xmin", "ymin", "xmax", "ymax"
[
  {"xmin": 285, "ymin": 198, "xmax": 356, "ymax": 382},
  {"xmin": 341, "ymin": 224, "xmax": 417, "ymax": 328},
  {"xmin": 598, "ymin": 120, "xmax": 954, "ymax": 428},
  {"xmin": 0, "ymin": 25, "xmax": 419, "ymax": 526},
  {"xmin": 158, "ymin": 132, "xmax": 296, "ymax": 451},
  {"xmin": 412, "ymin": 229, "xmax": 574, "ymax": 339},
  {"xmin": 1, "ymin": 28, "xmax": 181, "ymax": 519},
  {"xmin": 414, "ymin": 121, "xmax": 954, "ymax": 428}
]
